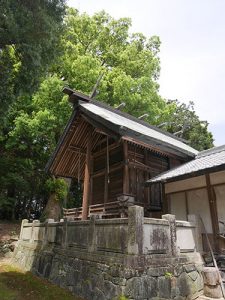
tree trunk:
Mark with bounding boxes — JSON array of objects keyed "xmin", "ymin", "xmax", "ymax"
[{"xmin": 42, "ymin": 192, "xmax": 61, "ymax": 221}]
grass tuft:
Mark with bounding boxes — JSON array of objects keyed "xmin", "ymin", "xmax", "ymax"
[{"xmin": 0, "ymin": 263, "xmax": 84, "ymax": 300}]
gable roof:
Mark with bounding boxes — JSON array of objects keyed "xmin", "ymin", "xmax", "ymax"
[
  {"xmin": 146, "ymin": 144, "xmax": 225, "ymax": 185},
  {"xmin": 79, "ymin": 100, "xmax": 198, "ymax": 157},
  {"xmin": 46, "ymin": 88, "xmax": 198, "ymax": 174}
]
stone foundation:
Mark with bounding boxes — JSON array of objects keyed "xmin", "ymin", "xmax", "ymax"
[
  {"xmin": 13, "ymin": 207, "xmax": 204, "ymax": 299},
  {"xmin": 13, "ymin": 241, "xmax": 203, "ymax": 300}
]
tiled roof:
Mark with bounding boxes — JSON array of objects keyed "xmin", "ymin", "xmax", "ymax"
[
  {"xmin": 146, "ymin": 145, "xmax": 225, "ymax": 184},
  {"xmin": 79, "ymin": 100, "xmax": 198, "ymax": 157},
  {"xmin": 46, "ymin": 88, "xmax": 198, "ymax": 173}
]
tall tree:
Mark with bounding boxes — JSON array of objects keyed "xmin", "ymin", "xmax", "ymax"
[
  {"xmin": 57, "ymin": 9, "xmax": 165, "ymax": 122},
  {"xmin": 0, "ymin": 0, "xmax": 66, "ymax": 219},
  {"xmin": 0, "ymin": 0, "xmax": 66, "ymax": 122},
  {"xmin": 0, "ymin": 8, "xmax": 214, "ymax": 219},
  {"xmin": 157, "ymin": 100, "xmax": 214, "ymax": 151}
]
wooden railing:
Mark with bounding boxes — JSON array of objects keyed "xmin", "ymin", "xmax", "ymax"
[
  {"xmin": 63, "ymin": 195, "xmax": 145, "ymax": 220},
  {"xmin": 63, "ymin": 207, "xmax": 83, "ymax": 220}
]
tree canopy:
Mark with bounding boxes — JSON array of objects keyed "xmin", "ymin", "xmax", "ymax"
[
  {"xmin": 0, "ymin": 0, "xmax": 66, "ymax": 122},
  {"xmin": 0, "ymin": 7, "xmax": 214, "ymax": 220}
]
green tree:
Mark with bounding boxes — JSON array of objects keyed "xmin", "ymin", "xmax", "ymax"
[
  {"xmin": 0, "ymin": 8, "xmax": 214, "ymax": 220},
  {"xmin": 0, "ymin": 0, "xmax": 66, "ymax": 121},
  {"xmin": 0, "ymin": 0, "xmax": 66, "ymax": 219},
  {"xmin": 57, "ymin": 9, "xmax": 165, "ymax": 123},
  {"xmin": 157, "ymin": 100, "xmax": 214, "ymax": 151}
]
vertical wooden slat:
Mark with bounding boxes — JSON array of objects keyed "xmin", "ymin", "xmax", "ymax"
[
  {"xmin": 104, "ymin": 137, "xmax": 109, "ymax": 206},
  {"xmin": 123, "ymin": 140, "xmax": 129, "ymax": 194},
  {"xmin": 82, "ymin": 127, "xmax": 92, "ymax": 220},
  {"xmin": 205, "ymin": 174, "xmax": 219, "ymax": 250}
]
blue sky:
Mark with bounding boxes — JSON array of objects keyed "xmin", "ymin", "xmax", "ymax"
[{"xmin": 68, "ymin": 0, "xmax": 225, "ymax": 146}]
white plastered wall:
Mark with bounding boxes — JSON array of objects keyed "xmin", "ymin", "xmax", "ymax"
[
  {"xmin": 187, "ymin": 188, "xmax": 212, "ymax": 233},
  {"xmin": 165, "ymin": 170, "xmax": 225, "ymax": 235},
  {"xmin": 169, "ymin": 192, "xmax": 187, "ymax": 221},
  {"xmin": 214, "ymin": 184, "xmax": 225, "ymax": 233},
  {"xmin": 169, "ymin": 188, "xmax": 212, "ymax": 233}
]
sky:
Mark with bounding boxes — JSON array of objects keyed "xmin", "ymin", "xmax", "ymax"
[{"xmin": 68, "ymin": 0, "xmax": 225, "ymax": 146}]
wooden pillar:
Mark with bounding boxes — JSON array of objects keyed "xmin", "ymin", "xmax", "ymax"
[
  {"xmin": 162, "ymin": 184, "xmax": 168, "ymax": 214},
  {"xmin": 185, "ymin": 191, "xmax": 189, "ymax": 220},
  {"xmin": 123, "ymin": 140, "xmax": 129, "ymax": 194},
  {"xmin": 104, "ymin": 137, "xmax": 109, "ymax": 206},
  {"xmin": 144, "ymin": 149, "xmax": 149, "ymax": 205},
  {"xmin": 82, "ymin": 129, "xmax": 92, "ymax": 220},
  {"xmin": 205, "ymin": 174, "xmax": 219, "ymax": 249}
]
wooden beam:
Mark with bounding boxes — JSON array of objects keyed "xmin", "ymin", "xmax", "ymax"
[
  {"xmin": 121, "ymin": 136, "xmax": 177, "ymax": 159},
  {"xmin": 81, "ymin": 114, "xmax": 119, "ymax": 140},
  {"xmin": 205, "ymin": 174, "xmax": 219, "ymax": 250},
  {"xmin": 82, "ymin": 128, "xmax": 92, "ymax": 220},
  {"xmin": 68, "ymin": 145, "xmax": 86, "ymax": 154},
  {"xmin": 123, "ymin": 140, "xmax": 129, "ymax": 194},
  {"xmin": 93, "ymin": 141, "xmax": 120, "ymax": 158}
]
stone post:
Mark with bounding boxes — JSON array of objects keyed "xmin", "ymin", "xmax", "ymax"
[
  {"xmin": 30, "ymin": 220, "xmax": 40, "ymax": 243},
  {"xmin": 43, "ymin": 219, "xmax": 54, "ymax": 248},
  {"xmin": 62, "ymin": 218, "xmax": 68, "ymax": 248},
  {"xmin": 19, "ymin": 219, "xmax": 28, "ymax": 240},
  {"xmin": 188, "ymin": 214, "xmax": 203, "ymax": 252},
  {"xmin": 127, "ymin": 205, "xmax": 144, "ymax": 255},
  {"xmin": 162, "ymin": 214, "xmax": 179, "ymax": 256},
  {"xmin": 88, "ymin": 215, "xmax": 97, "ymax": 253}
]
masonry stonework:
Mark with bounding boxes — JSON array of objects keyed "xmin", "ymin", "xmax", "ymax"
[{"xmin": 13, "ymin": 206, "xmax": 204, "ymax": 300}]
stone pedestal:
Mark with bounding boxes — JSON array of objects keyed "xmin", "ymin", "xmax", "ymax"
[{"xmin": 202, "ymin": 267, "xmax": 223, "ymax": 299}]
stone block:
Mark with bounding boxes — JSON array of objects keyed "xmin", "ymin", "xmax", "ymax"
[
  {"xmin": 183, "ymin": 264, "xmax": 196, "ymax": 273},
  {"xmin": 158, "ymin": 276, "xmax": 171, "ymax": 299},
  {"xmin": 92, "ymin": 288, "xmax": 105, "ymax": 300},
  {"xmin": 202, "ymin": 267, "xmax": 220, "ymax": 285},
  {"xmin": 188, "ymin": 271, "xmax": 199, "ymax": 281},
  {"xmin": 177, "ymin": 272, "xmax": 192, "ymax": 297},
  {"xmin": 125, "ymin": 276, "xmax": 157, "ymax": 299},
  {"xmin": 204, "ymin": 284, "xmax": 223, "ymax": 299},
  {"xmin": 103, "ymin": 280, "xmax": 121, "ymax": 300}
]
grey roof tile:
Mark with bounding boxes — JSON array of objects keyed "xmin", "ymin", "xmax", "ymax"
[
  {"xmin": 80, "ymin": 102, "xmax": 198, "ymax": 157},
  {"xmin": 147, "ymin": 145, "xmax": 225, "ymax": 184}
]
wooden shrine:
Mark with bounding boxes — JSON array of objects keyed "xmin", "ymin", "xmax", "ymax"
[{"xmin": 46, "ymin": 88, "xmax": 198, "ymax": 220}]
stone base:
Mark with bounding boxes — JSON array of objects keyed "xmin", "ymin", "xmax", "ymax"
[{"xmin": 13, "ymin": 241, "xmax": 204, "ymax": 300}]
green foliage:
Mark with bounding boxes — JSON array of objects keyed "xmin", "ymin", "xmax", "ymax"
[
  {"xmin": 45, "ymin": 178, "xmax": 68, "ymax": 202},
  {"xmin": 0, "ymin": 7, "xmax": 214, "ymax": 220},
  {"xmin": 164, "ymin": 271, "xmax": 173, "ymax": 279},
  {"xmin": 118, "ymin": 296, "xmax": 129, "ymax": 300},
  {"xmin": 66, "ymin": 180, "xmax": 83, "ymax": 208},
  {"xmin": 0, "ymin": 0, "xmax": 66, "ymax": 121},
  {"xmin": 158, "ymin": 100, "xmax": 214, "ymax": 151},
  {"xmin": 57, "ymin": 9, "xmax": 164, "ymax": 123}
]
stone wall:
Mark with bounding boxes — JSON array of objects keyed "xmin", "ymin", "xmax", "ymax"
[{"xmin": 13, "ymin": 206, "xmax": 204, "ymax": 300}]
